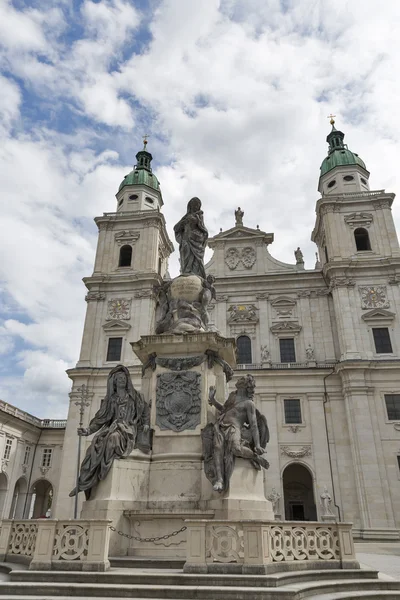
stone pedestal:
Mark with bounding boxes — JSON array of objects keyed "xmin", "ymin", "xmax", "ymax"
[{"xmin": 209, "ymin": 459, "xmax": 274, "ymax": 520}]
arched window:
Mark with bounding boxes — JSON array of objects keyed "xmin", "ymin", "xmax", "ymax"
[
  {"xmin": 119, "ymin": 245, "xmax": 132, "ymax": 267},
  {"xmin": 354, "ymin": 228, "xmax": 371, "ymax": 251},
  {"xmin": 237, "ymin": 335, "xmax": 252, "ymax": 364}
]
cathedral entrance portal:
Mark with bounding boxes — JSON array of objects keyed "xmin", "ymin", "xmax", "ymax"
[{"xmin": 282, "ymin": 463, "xmax": 317, "ymax": 521}]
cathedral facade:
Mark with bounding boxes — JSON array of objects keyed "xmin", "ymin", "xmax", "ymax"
[{"xmin": 2, "ymin": 124, "xmax": 399, "ymax": 541}]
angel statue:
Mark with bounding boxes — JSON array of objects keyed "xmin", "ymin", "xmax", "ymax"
[
  {"xmin": 201, "ymin": 374, "xmax": 270, "ymax": 492},
  {"xmin": 70, "ymin": 365, "xmax": 150, "ymax": 500}
]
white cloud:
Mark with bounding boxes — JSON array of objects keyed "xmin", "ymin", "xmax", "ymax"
[{"xmin": 1, "ymin": 0, "xmax": 400, "ymax": 417}]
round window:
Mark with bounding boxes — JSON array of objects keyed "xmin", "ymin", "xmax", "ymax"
[
  {"xmin": 129, "ymin": 194, "xmax": 138, "ymax": 200},
  {"xmin": 327, "ymin": 180, "xmax": 336, "ymax": 188},
  {"xmin": 145, "ymin": 197, "xmax": 154, "ymax": 204},
  {"xmin": 343, "ymin": 175, "xmax": 354, "ymax": 182},
  {"xmin": 361, "ymin": 178, "xmax": 367, "ymax": 185}
]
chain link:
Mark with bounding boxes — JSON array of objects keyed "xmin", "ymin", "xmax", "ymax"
[{"xmin": 109, "ymin": 525, "xmax": 187, "ymax": 543}]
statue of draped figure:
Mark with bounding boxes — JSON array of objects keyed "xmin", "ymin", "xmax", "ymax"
[
  {"xmin": 69, "ymin": 365, "xmax": 150, "ymax": 500},
  {"xmin": 173, "ymin": 197, "xmax": 208, "ymax": 279}
]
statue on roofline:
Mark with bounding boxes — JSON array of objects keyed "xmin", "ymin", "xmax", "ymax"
[
  {"xmin": 202, "ymin": 374, "xmax": 270, "ymax": 492},
  {"xmin": 70, "ymin": 365, "xmax": 150, "ymax": 500}
]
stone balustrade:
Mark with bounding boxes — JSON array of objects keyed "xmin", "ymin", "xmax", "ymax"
[
  {"xmin": 0, "ymin": 519, "xmax": 111, "ymax": 571},
  {"xmin": 184, "ymin": 520, "xmax": 358, "ymax": 574}
]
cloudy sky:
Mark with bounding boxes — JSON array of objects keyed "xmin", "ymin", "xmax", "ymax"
[{"xmin": 0, "ymin": 0, "xmax": 399, "ymax": 418}]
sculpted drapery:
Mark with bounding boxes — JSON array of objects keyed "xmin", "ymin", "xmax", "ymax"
[
  {"xmin": 70, "ymin": 365, "xmax": 150, "ymax": 500},
  {"xmin": 173, "ymin": 197, "xmax": 208, "ymax": 279}
]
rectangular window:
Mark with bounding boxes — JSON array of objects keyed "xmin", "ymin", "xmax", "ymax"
[
  {"xmin": 397, "ymin": 456, "xmax": 400, "ymax": 473},
  {"xmin": 373, "ymin": 328, "xmax": 393, "ymax": 353},
  {"xmin": 3, "ymin": 438, "xmax": 12, "ymax": 461},
  {"xmin": 284, "ymin": 399, "xmax": 302, "ymax": 424},
  {"xmin": 41, "ymin": 448, "xmax": 53, "ymax": 468},
  {"xmin": 23, "ymin": 445, "xmax": 31, "ymax": 465},
  {"xmin": 106, "ymin": 337, "xmax": 122, "ymax": 362},
  {"xmin": 279, "ymin": 338, "xmax": 296, "ymax": 363},
  {"xmin": 385, "ymin": 394, "xmax": 400, "ymax": 421}
]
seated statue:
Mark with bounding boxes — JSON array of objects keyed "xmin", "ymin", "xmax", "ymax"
[
  {"xmin": 202, "ymin": 374, "xmax": 269, "ymax": 492},
  {"xmin": 70, "ymin": 365, "xmax": 150, "ymax": 500}
]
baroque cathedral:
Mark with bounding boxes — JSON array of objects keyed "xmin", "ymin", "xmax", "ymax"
[{"xmin": 1, "ymin": 121, "xmax": 400, "ymax": 541}]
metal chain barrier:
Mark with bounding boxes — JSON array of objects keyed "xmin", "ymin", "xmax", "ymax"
[{"xmin": 109, "ymin": 525, "xmax": 187, "ymax": 543}]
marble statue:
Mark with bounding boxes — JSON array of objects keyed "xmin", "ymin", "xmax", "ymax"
[
  {"xmin": 70, "ymin": 365, "xmax": 150, "ymax": 500},
  {"xmin": 235, "ymin": 207, "xmax": 244, "ymax": 226},
  {"xmin": 267, "ymin": 487, "xmax": 281, "ymax": 515},
  {"xmin": 306, "ymin": 344, "xmax": 315, "ymax": 360},
  {"xmin": 320, "ymin": 486, "xmax": 334, "ymax": 516},
  {"xmin": 294, "ymin": 247, "xmax": 304, "ymax": 265},
  {"xmin": 202, "ymin": 374, "xmax": 270, "ymax": 492},
  {"xmin": 173, "ymin": 197, "xmax": 208, "ymax": 279},
  {"xmin": 261, "ymin": 345, "xmax": 270, "ymax": 362}
]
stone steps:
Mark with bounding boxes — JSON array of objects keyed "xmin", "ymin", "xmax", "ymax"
[
  {"xmin": 9, "ymin": 568, "xmax": 379, "ymax": 587},
  {"xmin": 110, "ymin": 557, "xmax": 185, "ymax": 570},
  {"xmin": 0, "ymin": 577, "xmax": 399, "ymax": 599}
]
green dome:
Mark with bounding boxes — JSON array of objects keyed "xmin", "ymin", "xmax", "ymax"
[
  {"xmin": 320, "ymin": 148, "xmax": 366, "ymax": 177},
  {"xmin": 118, "ymin": 168, "xmax": 160, "ymax": 192},
  {"xmin": 320, "ymin": 122, "xmax": 367, "ymax": 177}
]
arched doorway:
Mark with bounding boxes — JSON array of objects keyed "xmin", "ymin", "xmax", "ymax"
[
  {"xmin": 0, "ymin": 473, "xmax": 8, "ymax": 518},
  {"xmin": 28, "ymin": 480, "xmax": 53, "ymax": 519},
  {"xmin": 9, "ymin": 478, "xmax": 28, "ymax": 519},
  {"xmin": 282, "ymin": 463, "xmax": 317, "ymax": 521}
]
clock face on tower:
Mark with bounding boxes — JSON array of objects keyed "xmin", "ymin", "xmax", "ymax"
[
  {"xmin": 106, "ymin": 298, "xmax": 132, "ymax": 320},
  {"xmin": 359, "ymin": 286, "xmax": 389, "ymax": 309}
]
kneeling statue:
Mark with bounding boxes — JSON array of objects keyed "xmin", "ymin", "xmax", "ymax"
[
  {"xmin": 70, "ymin": 365, "xmax": 150, "ymax": 500},
  {"xmin": 202, "ymin": 374, "xmax": 269, "ymax": 492}
]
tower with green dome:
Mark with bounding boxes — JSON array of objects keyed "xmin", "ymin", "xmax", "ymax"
[
  {"xmin": 115, "ymin": 139, "xmax": 163, "ymax": 213},
  {"xmin": 318, "ymin": 118, "xmax": 370, "ymax": 196}
]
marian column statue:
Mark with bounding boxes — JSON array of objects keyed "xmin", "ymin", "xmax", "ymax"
[
  {"xmin": 173, "ymin": 197, "xmax": 209, "ymax": 279},
  {"xmin": 202, "ymin": 374, "xmax": 270, "ymax": 492},
  {"xmin": 70, "ymin": 365, "xmax": 150, "ymax": 500}
]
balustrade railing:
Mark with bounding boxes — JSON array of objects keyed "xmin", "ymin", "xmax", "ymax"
[
  {"xmin": 0, "ymin": 519, "xmax": 110, "ymax": 571},
  {"xmin": 0, "ymin": 401, "xmax": 66, "ymax": 429},
  {"xmin": 184, "ymin": 520, "xmax": 358, "ymax": 573},
  {"xmin": 236, "ymin": 361, "xmax": 337, "ymax": 370}
]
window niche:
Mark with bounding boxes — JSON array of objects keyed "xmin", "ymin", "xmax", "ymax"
[
  {"xmin": 372, "ymin": 327, "xmax": 393, "ymax": 354},
  {"xmin": 354, "ymin": 228, "xmax": 371, "ymax": 252},
  {"xmin": 237, "ymin": 335, "xmax": 252, "ymax": 365},
  {"xmin": 119, "ymin": 245, "xmax": 132, "ymax": 267},
  {"xmin": 385, "ymin": 394, "xmax": 400, "ymax": 420},
  {"xmin": 279, "ymin": 338, "xmax": 296, "ymax": 363},
  {"xmin": 106, "ymin": 337, "xmax": 123, "ymax": 362},
  {"xmin": 284, "ymin": 399, "xmax": 302, "ymax": 424}
]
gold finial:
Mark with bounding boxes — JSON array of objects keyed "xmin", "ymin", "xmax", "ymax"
[
  {"xmin": 142, "ymin": 133, "xmax": 150, "ymax": 148},
  {"xmin": 327, "ymin": 114, "xmax": 336, "ymax": 126}
]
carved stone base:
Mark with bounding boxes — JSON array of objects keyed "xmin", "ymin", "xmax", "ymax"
[
  {"xmin": 209, "ymin": 459, "xmax": 274, "ymax": 520},
  {"xmin": 184, "ymin": 519, "xmax": 359, "ymax": 574}
]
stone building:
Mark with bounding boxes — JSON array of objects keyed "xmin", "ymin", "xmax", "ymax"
[
  {"xmin": 0, "ymin": 401, "xmax": 65, "ymax": 520},
  {"xmin": 4, "ymin": 123, "xmax": 400, "ymax": 540}
]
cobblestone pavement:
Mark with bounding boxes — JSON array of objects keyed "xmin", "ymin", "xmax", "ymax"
[{"xmin": 356, "ymin": 542, "xmax": 400, "ymax": 580}]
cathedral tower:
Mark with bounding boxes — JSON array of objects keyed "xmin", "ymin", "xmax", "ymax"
[
  {"xmin": 54, "ymin": 144, "xmax": 173, "ymax": 518},
  {"xmin": 312, "ymin": 120, "xmax": 400, "ymax": 535}
]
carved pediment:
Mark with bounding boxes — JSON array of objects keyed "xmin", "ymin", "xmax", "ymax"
[
  {"xmin": 209, "ymin": 226, "xmax": 274, "ymax": 248},
  {"xmin": 270, "ymin": 321, "xmax": 302, "ymax": 334},
  {"xmin": 115, "ymin": 230, "xmax": 140, "ymax": 246},
  {"xmin": 102, "ymin": 319, "xmax": 132, "ymax": 333},
  {"xmin": 271, "ymin": 296, "xmax": 297, "ymax": 308},
  {"xmin": 361, "ymin": 309, "xmax": 395, "ymax": 322},
  {"xmin": 344, "ymin": 212, "xmax": 373, "ymax": 229}
]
